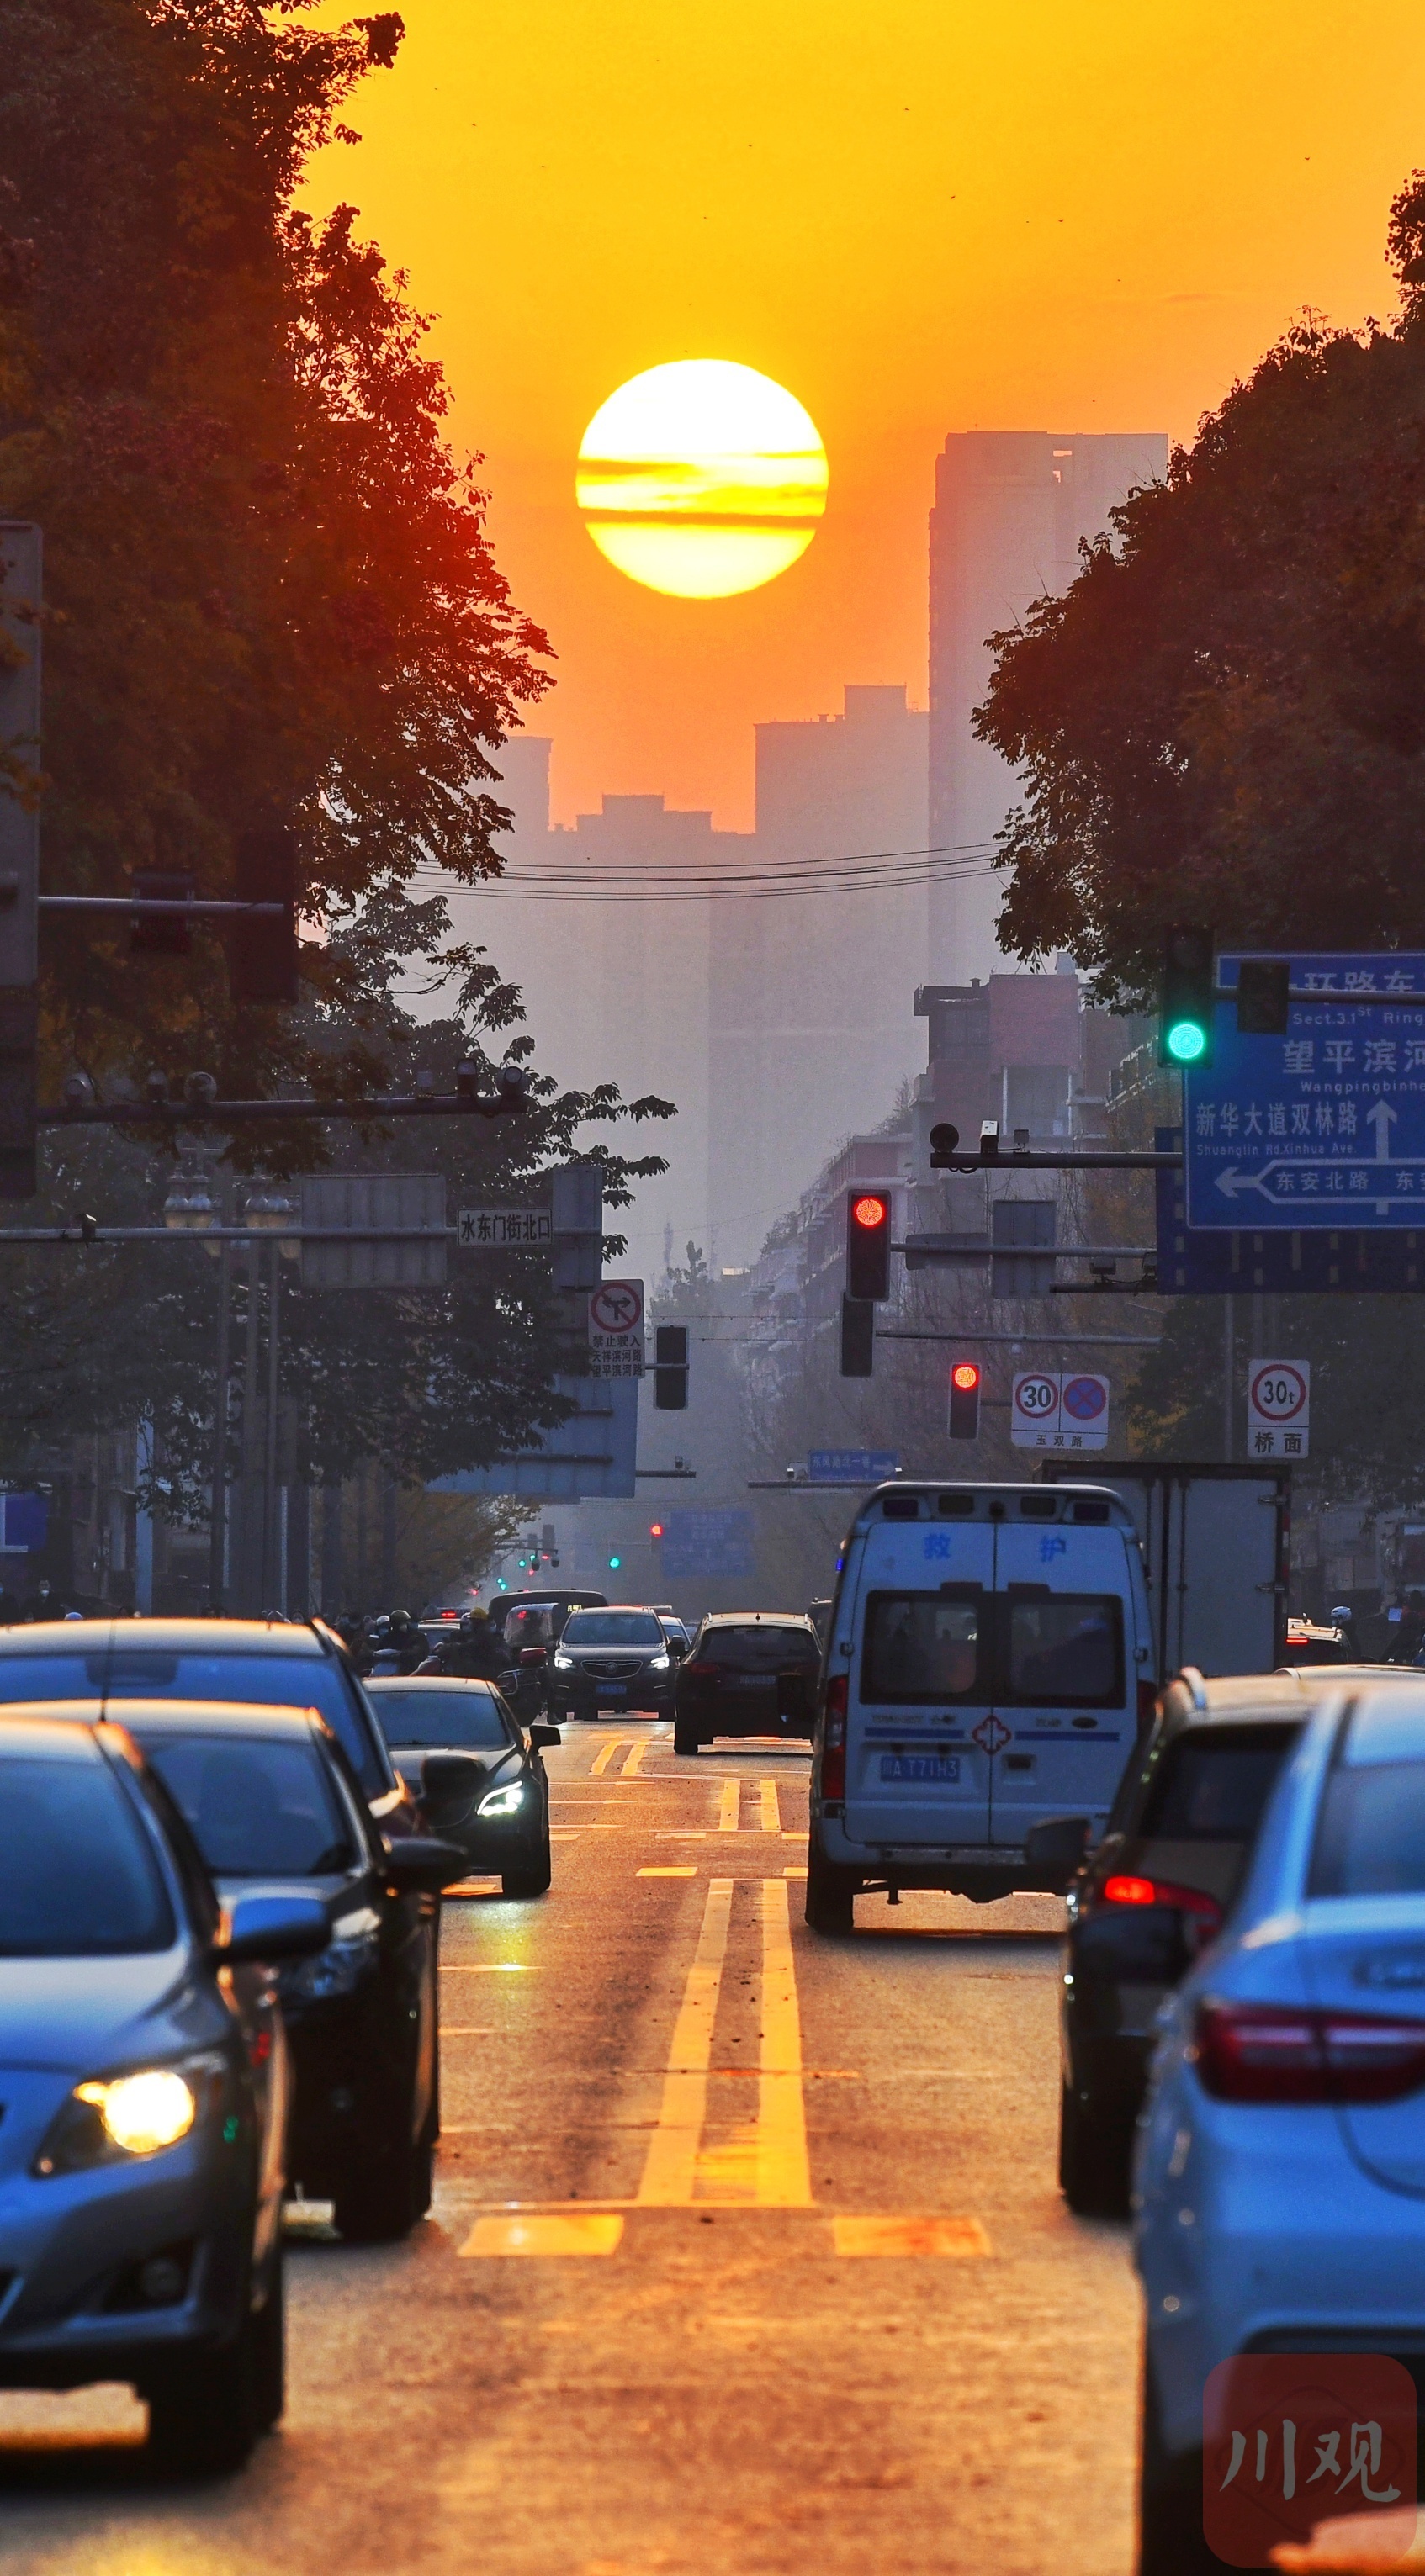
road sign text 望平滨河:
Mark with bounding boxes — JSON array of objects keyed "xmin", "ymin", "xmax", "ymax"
[{"xmin": 1186, "ymin": 955, "xmax": 1425, "ymax": 1230}]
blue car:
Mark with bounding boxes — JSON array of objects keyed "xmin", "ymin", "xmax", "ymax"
[
  {"xmin": 1136, "ymin": 1678, "xmax": 1425, "ymax": 2571},
  {"xmin": 0, "ymin": 1715, "xmax": 326, "ymax": 2472}
]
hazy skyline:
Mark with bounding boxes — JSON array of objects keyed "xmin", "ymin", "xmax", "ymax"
[{"xmin": 302, "ymin": 0, "xmax": 1425, "ymax": 831}]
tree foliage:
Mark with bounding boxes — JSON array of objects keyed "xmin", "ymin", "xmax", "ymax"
[
  {"xmin": 0, "ymin": 0, "xmax": 551, "ymax": 1091},
  {"xmin": 977, "ymin": 173, "xmax": 1425, "ymax": 1002}
]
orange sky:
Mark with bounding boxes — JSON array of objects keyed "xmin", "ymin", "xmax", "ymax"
[{"xmin": 304, "ymin": 0, "xmax": 1425, "ymax": 831}]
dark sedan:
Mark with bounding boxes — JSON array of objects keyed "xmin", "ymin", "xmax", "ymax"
[
  {"xmin": 3, "ymin": 1698, "xmax": 464, "ymax": 2244},
  {"xmin": 368, "ymin": 1678, "xmax": 557, "ymax": 1896},
  {"xmin": 548, "ymin": 1607, "xmax": 677, "ymax": 1719},
  {"xmin": 1043, "ymin": 1669, "xmax": 1312, "ymax": 2216},
  {"xmin": 673, "ymin": 1614, "xmax": 822, "ymax": 1754},
  {"xmin": 0, "ymin": 1715, "xmax": 326, "ymax": 2472}
]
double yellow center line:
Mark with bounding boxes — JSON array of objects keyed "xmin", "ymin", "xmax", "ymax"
[{"xmin": 637, "ymin": 1876, "xmax": 811, "ymax": 2208}]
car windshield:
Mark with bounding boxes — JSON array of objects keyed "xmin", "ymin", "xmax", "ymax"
[
  {"xmin": 0, "ymin": 1648, "xmax": 385, "ymax": 1796},
  {"xmin": 1312, "ymin": 1759, "xmax": 1425, "ymax": 1896},
  {"xmin": 1138, "ymin": 1724, "xmax": 1299, "ymax": 1842},
  {"xmin": 1004, "ymin": 1595, "xmax": 1124, "ymax": 1707},
  {"xmin": 861, "ymin": 1589, "xmax": 984, "ymax": 1703},
  {"xmin": 131, "ymin": 1730, "xmax": 359, "ymax": 1879},
  {"xmin": 701, "ymin": 1626, "xmax": 819, "ymax": 1665},
  {"xmin": 369, "ymin": 1688, "xmax": 512, "ymax": 1750},
  {"xmin": 0, "ymin": 1755, "xmax": 175, "ymax": 1955},
  {"xmin": 562, "ymin": 1613, "xmax": 665, "ymax": 1647}
]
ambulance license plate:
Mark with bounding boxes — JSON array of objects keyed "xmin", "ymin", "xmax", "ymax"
[{"xmin": 880, "ymin": 1754, "xmax": 960, "ymax": 1782}]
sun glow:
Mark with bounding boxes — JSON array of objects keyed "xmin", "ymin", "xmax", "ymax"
[{"xmin": 575, "ymin": 360, "xmax": 828, "ymax": 599}]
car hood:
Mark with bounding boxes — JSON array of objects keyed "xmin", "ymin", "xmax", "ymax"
[
  {"xmin": 391, "ymin": 1743, "xmax": 521, "ymax": 1777},
  {"xmin": 556, "ymin": 1642, "xmax": 662, "ymax": 1660},
  {"xmin": 0, "ymin": 1948, "xmax": 199, "ymax": 2074}
]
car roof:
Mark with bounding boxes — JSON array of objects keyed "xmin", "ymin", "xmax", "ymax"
[
  {"xmin": 1156, "ymin": 1669, "xmax": 1322, "ymax": 1733},
  {"xmin": 0, "ymin": 1616, "xmax": 326, "ymax": 1658},
  {"xmin": 850, "ymin": 1480, "xmax": 1136, "ymax": 1529},
  {"xmin": 0, "ymin": 1697, "xmax": 326, "ymax": 1738},
  {"xmin": 0, "ymin": 1712, "xmax": 107, "ymax": 1759},
  {"xmin": 564, "ymin": 1602, "xmax": 664, "ymax": 1616},
  {"xmin": 699, "ymin": 1611, "xmax": 818, "ymax": 1630},
  {"xmin": 366, "ymin": 1675, "xmax": 495, "ymax": 1694}
]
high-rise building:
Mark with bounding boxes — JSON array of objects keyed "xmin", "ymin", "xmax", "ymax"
[
  {"xmin": 928, "ymin": 431, "xmax": 1168, "ymax": 984},
  {"xmin": 706, "ymin": 685, "xmax": 929, "ymax": 1270}
]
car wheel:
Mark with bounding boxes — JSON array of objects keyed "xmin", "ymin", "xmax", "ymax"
[
  {"xmin": 251, "ymin": 2254, "xmax": 285, "ymax": 2432},
  {"xmin": 673, "ymin": 1717, "xmax": 701, "ymax": 1756},
  {"xmin": 144, "ymin": 2317, "xmax": 258, "ymax": 2475},
  {"xmin": 1139, "ymin": 2348, "xmax": 1211, "ymax": 2573},
  {"xmin": 502, "ymin": 1845, "xmax": 552, "ymax": 1897},
  {"xmin": 333, "ymin": 2118, "xmax": 427, "ymax": 2245},
  {"xmin": 1058, "ymin": 2079, "xmax": 1133, "ymax": 2217},
  {"xmin": 805, "ymin": 1841, "xmax": 856, "ymax": 1934}
]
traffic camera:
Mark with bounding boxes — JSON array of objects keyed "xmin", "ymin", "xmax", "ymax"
[
  {"xmin": 1158, "ymin": 925, "xmax": 1216, "ymax": 1067},
  {"xmin": 845, "ymin": 1188, "xmax": 891, "ymax": 1300},
  {"xmin": 948, "ymin": 1359, "xmax": 982, "ymax": 1439}
]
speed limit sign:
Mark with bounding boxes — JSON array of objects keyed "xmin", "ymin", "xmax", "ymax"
[{"xmin": 1247, "ymin": 1359, "xmax": 1310, "ymax": 1459}]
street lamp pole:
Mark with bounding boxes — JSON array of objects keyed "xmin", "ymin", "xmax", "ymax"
[{"xmin": 262, "ymin": 1235, "xmax": 281, "ymax": 1610}]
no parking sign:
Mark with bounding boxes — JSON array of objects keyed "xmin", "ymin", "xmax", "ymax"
[
  {"xmin": 1247, "ymin": 1358, "xmax": 1310, "ymax": 1459},
  {"xmin": 1010, "ymin": 1369, "xmax": 1110, "ymax": 1451}
]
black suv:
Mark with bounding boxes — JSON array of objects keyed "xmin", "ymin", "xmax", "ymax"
[
  {"xmin": 1043, "ymin": 1669, "xmax": 1315, "ymax": 2216},
  {"xmin": 548, "ymin": 1607, "xmax": 675, "ymax": 1719},
  {"xmin": 674, "ymin": 1615, "xmax": 822, "ymax": 1753}
]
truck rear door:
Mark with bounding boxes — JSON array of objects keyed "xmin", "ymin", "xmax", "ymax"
[{"xmin": 843, "ymin": 1516, "xmax": 994, "ymax": 1848}]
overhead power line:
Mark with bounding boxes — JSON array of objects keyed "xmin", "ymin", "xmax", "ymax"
[{"xmin": 407, "ymin": 839, "xmax": 1003, "ymax": 905}]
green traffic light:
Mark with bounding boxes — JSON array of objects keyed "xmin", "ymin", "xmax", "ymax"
[
  {"xmin": 1165, "ymin": 1018, "xmax": 1208, "ymax": 1064},
  {"xmin": 608, "ymin": 1554, "xmax": 622, "ymax": 1570}
]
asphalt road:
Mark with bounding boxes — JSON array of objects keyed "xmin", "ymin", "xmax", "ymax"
[{"xmin": 0, "ymin": 1722, "xmax": 1142, "ymax": 2574}]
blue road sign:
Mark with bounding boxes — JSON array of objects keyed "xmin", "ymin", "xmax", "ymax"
[
  {"xmin": 1185, "ymin": 954, "xmax": 1425, "ymax": 1230},
  {"xmin": 659, "ymin": 1509, "xmax": 755, "ymax": 1581},
  {"xmin": 806, "ymin": 1449, "xmax": 901, "ymax": 1484}
]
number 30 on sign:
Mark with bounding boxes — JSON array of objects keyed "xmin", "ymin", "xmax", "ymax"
[{"xmin": 1247, "ymin": 1359, "xmax": 1310, "ymax": 1460}]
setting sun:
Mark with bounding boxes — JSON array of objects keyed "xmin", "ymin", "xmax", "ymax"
[{"xmin": 575, "ymin": 359, "xmax": 828, "ymax": 600}]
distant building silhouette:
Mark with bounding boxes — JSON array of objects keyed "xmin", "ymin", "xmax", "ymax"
[{"xmin": 929, "ymin": 431, "xmax": 1168, "ymax": 984}]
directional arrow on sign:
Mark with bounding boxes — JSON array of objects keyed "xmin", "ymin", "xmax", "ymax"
[
  {"xmin": 1214, "ymin": 1166, "xmax": 1274, "ymax": 1202},
  {"xmin": 1369, "ymin": 1099, "xmax": 1398, "ymax": 1161}
]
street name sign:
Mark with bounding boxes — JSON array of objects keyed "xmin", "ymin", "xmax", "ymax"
[
  {"xmin": 587, "ymin": 1278, "xmax": 645, "ymax": 1379},
  {"xmin": 458, "ymin": 1205, "xmax": 552, "ymax": 1247},
  {"xmin": 1186, "ymin": 953, "xmax": 1425, "ymax": 1230},
  {"xmin": 658, "ymin": 1508, "xmax": 755, "ymax": 1581},
  {"xmin": 1011, "ymin": 1368, "xmax": 1110, "ymax": 1452},
  {"xmin": 1246, "ymin": 1358, "xmax": 1311, "ymax": 1460},
  {"xmin": 806, "ymin": 1448, "xmax": 900, "ymax": 1484}
]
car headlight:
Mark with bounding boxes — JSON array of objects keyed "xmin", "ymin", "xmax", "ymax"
[
  {"xmin": 283, "ymin": 1906, "xmax": 379, "ymax": 2002},
  {"xmin": 478, "ymin": 1780, "xmax": 527, "ymax": 1817},
  {"xmin": 553, "ymin": 1653, "xmax": 573, "ymax": 1670},
  {"xmin": 35, "ymin": 2054, "xmax": 225, "ymax": 2175},
  {"xmin": 649, "ymin": 1653, "xmax": 670, "ymax": 1671}
]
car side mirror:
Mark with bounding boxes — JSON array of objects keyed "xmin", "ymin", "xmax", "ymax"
[
  {"xmin": 666, "ymin": 1637, "xmax": 688, "ymax": 1660},
  {"xmin": 421, "ymin": 1751, "xmax": 484, "ymax": 1801},
  {"xmin": 1024, "ymin": 1815, "xmax": 1093, "ymax": 1884},
  {"xmin": 496, "ymin": 1667, "xmax": 520, "ymax": 1694},
  {"xmin": 381, "ymin": 1833, "xmax": 469, "ymax": 1894},
  {"xmin": 217, "ymin": 1888, "xmax": 329, "ymax": 1966},
  {"xmin": 528, "ymin": 1722, "xmax": 562, "ymax": 1749}
]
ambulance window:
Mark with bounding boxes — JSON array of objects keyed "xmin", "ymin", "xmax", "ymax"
[
  {"xmin": 861, "ymin": 1588, "xmax": 985, "ymax": 1704},
  {"xmin": 1004, "ymin": 1594, "xmax": 1123, "ymax": 1707}
]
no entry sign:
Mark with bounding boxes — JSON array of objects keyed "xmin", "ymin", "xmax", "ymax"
[
  {"xmin": 1247, "ymin": 1358, "xmax": 1310, "ymax": 1460},
  {"xmin": 1010, "ymin": 1369, "xmax": 1110, "ymax": 1452}
]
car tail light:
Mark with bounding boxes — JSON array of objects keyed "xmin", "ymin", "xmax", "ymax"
[
  {"xmin": 685, "ymin": 1657, "xmax": 718, "ymax": 1679},
  {"xmin": 821, "ymin": 1673, "xmax": 848, "ymax": 1801},
  {"xmin": 1194, "ymin": 1999, "xmax": 1425, "ymax": 2104},
  {"xmin": 1100, "ymin": 1873, "xmax": 1224, "ymax": 1927},
  {"xmin": 1137, "ymin": 1679, "xmax": 1160, "ymax": 1727}
]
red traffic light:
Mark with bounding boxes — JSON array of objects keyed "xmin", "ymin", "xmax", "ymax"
[
  {"xmin": 845, "ymin": 1188, "xmax": 891, "ymax": 1300},
  {"xmin": 949, "ymin": 1357, "xmax": 982, "ymax": 1439},
  {"xmin": 649, "ymin": 1521, "xmax": 665, "ymax": 1539},
  {"xmin": 951, "ymin": 1362, "xmax": 980, "ymax": 1391}
]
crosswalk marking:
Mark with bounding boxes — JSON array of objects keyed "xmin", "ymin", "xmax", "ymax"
[
  {"xmin": 759, "ymin": 1778, "xmax": 781, "ymax": 1834},
  {"xmin": 718, "ymin": 1777, "xmax": 740, "ymax": 1832},
  {"xmin": 622, "ymin": 1738, "xmax": 649, "ymax": 1777},
  {"xmin": 461, "ymin": 2212, "xmax": 624, "ymax": 2256}
]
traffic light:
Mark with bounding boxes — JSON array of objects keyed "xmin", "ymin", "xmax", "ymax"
[
  {"xmin": 607, "ymin": 1554, "xmax": 622, "ymax": 1571},
  {"xmin": 130, "ymin": 870, "xmax": 193, "ymax": 957},
  {"xmin": 654, "ymin": 1323, "xmax": 689, "ymax": 1409},
  {"xmin": 1158, "ymin": 924, "xmax": 1216, "ymax": 1067},
  {"xmin": 1236, "ymin": 958, "xmax": 1290, "ymax": 1036},
  {"xmin": 840, "ymin": 1293, "xmax": 875, "ymax": 1377},
  {"xmin": 948, "ymin": 1359, "xmax": 982, "ymax": 1439},
  {"xmin": 846, "ymin": 1188, "xmax": 891, "ymax": 1299},
  {"xmin": 649, "ymin": 1521, "xmax": 665, "ymax": 1540},
  {"xmin": 230, "ymin": 827, "xmax": 299, "ymax": 1004}
]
